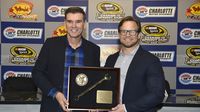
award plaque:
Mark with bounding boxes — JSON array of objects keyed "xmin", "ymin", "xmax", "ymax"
[{"xmin": 67, "ymin": 66, "xmax": 120, "ymax": 111}]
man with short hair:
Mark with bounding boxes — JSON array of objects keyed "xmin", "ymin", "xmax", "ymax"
[
  {"xmin": 105, "ymin": 16, "xmax": 165, "ymax": 112},
  {"xmin": 32, "ymin": 7, "xmax": 100, "ymax": 112}
]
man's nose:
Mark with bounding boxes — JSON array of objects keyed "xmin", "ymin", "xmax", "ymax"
[
  {"xmin": 72, "ymin": 22, "xmax": 76, "ymax": 27},
  {"xmin": 125, "ymin": 31, "xmax": 131, "ymax": 36}
]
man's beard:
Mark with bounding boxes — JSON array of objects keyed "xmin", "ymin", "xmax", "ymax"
[{"xmin": 120, "ymin": 40, "xmax": 140, "ymax": 48}]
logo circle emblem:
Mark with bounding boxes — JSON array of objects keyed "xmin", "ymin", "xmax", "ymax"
[{"xmin": 75, "ymin": 73, "xmax": 88, "ymax": 86}]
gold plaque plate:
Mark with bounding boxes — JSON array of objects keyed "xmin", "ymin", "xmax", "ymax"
[{"xmin": 96, "ymin": 90, "xmax": 112, "ymax": 104}]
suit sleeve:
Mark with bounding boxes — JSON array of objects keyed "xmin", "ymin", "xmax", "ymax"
[
  {"xmin": 126, "ymin": 58, "xmax": 165, "ymax": 111},
  {"xmin": 104, "ymin": 54, "xmax": 117, "ymax": 67},
  {"xmin": 104, "ymin": 55, "xmax": 111, "ymax": 67},
  {"xmin": 32, "ymin": 39, "xmax": 54, "ymax": 95}
]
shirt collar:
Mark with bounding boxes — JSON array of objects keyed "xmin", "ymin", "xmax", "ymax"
[
  {"xmin": 119, "ymin": 45, "xmax": 140, "ymax": 56},
  {"xmin": 66, "ymin": 37, "xmax": 83, "ymax": 49}
]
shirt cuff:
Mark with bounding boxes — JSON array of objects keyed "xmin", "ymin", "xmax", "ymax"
[
  {"xmin": 123, "ymin": 104, "xmax": 127, "ymax": 112},
  {"xmin": 48, "ymin": 88, "xmax": 58, "ymax": 99}
]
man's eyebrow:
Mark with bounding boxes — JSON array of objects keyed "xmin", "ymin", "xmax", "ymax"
[
  {"xmin": 120, "ymin": 29, "xmax": 138, "ymax": 31},
  {"xmin": 66, "ymin": 20, "xmax": 83, "ymax": 22}
]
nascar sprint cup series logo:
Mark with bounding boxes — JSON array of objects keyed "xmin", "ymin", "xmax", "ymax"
[
  {"xmin": 96, "ymin": 1, "xmax": 125, "ymax": 21},
  {"xmin": 185, "ymin": 46, "xmax": 200, "ymax": 66},
  {"xmin": 8, "ymin": 0, "xmax": 37, "ymax": 21},
  {"xmin": 10, "ymin": 45, "xmax": 37, "ymax": 65},
  {"xmin": 141, "ymin": 24, "xmax": 170, "ymax": 44}
]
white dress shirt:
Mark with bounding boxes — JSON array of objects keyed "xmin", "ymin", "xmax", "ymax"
[{"xmin": 114, "ymin": 45, "xmax": 139, "ymax": 111}]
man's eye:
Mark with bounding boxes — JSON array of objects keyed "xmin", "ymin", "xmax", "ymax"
[
  {"xmin": 121, "ymin": 30, "xmax": 126, "ymax": 33},
  {"xmin": 66, "ymin": 20, "xmax": 72, "ymax": 23},
  {"xmin": 76, "ymin": 20, "xmax": 83, "ymax": 23}
]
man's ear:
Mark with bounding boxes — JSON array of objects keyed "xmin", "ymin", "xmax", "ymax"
[
  {"xmin": 137, "ymin": 32, "xmax": 142, "ymax": 39},
  {"xmin": 83, "ymin": 21, "xmax": 87, "ymax": 30},
  {"xmin": 63, "ymin": 21, "xmax": 67, "ymax": 30}
]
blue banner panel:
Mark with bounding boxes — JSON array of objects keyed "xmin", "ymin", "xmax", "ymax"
[
  {"xmin": 177, "ymin": 67, "xmax": 200, "ymax": 89},
  {"xmin": 45, "ymin": 0, "xmax": 88, "ymax": 22},
  {"xmin": 1, "ymin": 22, "xmax": 44, "ymax": 44},
  {"xmin": 89, "ymin": 23, "xmax": 119, "ymax": 44},
  {"xmin": 142, "ymin": 45, "xmax": 176, "ymax": 67},
  {"xmin": 133, "ymin": 1, "xmax": 177, "ymax": 22},
  {"xmin": 1, "ymin": 66, "xmax": 33, "ymax": 85},
  {"xmin": 178, "ymin": 23, "xmax": 200, "ymax": 45}
]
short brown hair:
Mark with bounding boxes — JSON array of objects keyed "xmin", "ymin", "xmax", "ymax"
[
  {"xmin": 64, "ymin": 7, "xmax": 86, "ymax": 21},
  {"xmin": 118, "ymin": 16, "xmax": 141, "ymax": 33}
]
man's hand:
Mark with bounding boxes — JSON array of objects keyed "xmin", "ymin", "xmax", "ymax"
[
  {"xmin": 55, "ymin": 91, "xmax": 69, "ymax": 112},
  {"xmin": 110, "ymin": 104, "xmax": 125, "ymax": 112}
]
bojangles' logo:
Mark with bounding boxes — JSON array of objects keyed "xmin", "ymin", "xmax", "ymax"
[
  {"xmin": 9, "ymin": 0, "xmax": 37, "ymax": 21},
  {"xmin": 186, "ymin": 3, "xmax": 200, "ymax": 20},
  {"xmin": 52, "ymin": 25, "xmax": 67, "ymax": 37}
]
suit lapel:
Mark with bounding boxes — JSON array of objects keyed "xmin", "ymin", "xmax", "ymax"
[
  {"xmin": 122, "ymin": 46, "xmax": 144, "ymax": 100},
  {"xmin": 106, "ymin": 52, "xmax": 119, "ymax": 67},
  {"xmin": 81, "ymin": 38, "xmax": 94, "ymax": 66}
]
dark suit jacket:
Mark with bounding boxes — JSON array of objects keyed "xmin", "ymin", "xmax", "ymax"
[
  {"xmin": 105, "ymin": 46, "xmax": 165, "ymax": 112},
  {"xmin": 32, "ymin": 36, "xmax": 100, "ymax": 112}
]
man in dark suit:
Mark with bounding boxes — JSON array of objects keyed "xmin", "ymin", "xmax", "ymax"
[
  {"xmin": 32, "ymin": 7, "xmax": 100, "ymax": 112},
  {"xmin": 105, "ymin": 16, "xmax": 165, "ymax": 112}
]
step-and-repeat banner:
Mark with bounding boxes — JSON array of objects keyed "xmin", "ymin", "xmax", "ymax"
[{"xmin": 0, "ymin": 0, "xmax": 200, "ymax": 96}]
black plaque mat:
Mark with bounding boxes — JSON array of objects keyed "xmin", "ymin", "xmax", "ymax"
[{"xmin": 67, "ymin": 66, "xmax": 120, "ymax": 110}]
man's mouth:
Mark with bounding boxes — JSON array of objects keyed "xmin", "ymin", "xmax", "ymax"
[{"xmin": 70, "ymin": 28, "xmax": 81, "ymax": 33}]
